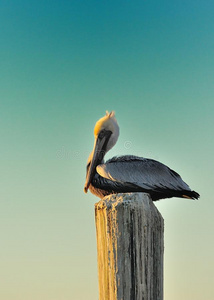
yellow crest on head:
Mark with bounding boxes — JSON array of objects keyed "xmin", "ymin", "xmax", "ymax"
[{"xmin": 94, "ymin": 111, "xmax": 116, "ymax": 136}]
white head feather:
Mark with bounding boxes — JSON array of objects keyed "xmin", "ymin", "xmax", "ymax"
[{"xmin": 94, "ymin": 111, "xmax": 119, "ymax": 152}]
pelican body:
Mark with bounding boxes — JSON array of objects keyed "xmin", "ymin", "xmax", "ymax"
[{"xmin": 84, "ymin": 111, "xmax": 199, "ymax": 201}]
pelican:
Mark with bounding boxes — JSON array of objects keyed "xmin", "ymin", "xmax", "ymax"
[{"xmin": 84, "ymin": 111, "xmax": 199, "ymax": 201}]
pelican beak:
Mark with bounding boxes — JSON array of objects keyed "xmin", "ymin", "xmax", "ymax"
[{"xmin": 84, "ymin": 130, "xmax": 112, "ymax": 193}]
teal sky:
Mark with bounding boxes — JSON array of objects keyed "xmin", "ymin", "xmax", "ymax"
[{"xmin": 0, "ymin": 1, "xmax": 214, "ymax": 299}]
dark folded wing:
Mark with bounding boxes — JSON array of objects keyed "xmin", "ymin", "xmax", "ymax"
[{"xmin": 96, "ymin": 155, "xmax": 190, "ymax": 192}]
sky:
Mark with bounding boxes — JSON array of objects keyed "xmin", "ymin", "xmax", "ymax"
[{"xmin": 0, "ymin": 0, "xmax": 214, "ymax": 299}]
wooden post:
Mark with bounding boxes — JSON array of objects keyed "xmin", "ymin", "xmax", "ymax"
[{"xmin": 95, "ymin": 192, "xmax": 164, "ymax": 300}]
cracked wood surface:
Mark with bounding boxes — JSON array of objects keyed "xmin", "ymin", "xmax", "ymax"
[{"xmin": 95, "ymin": 193, "xmax": 164, "ymax": 300}]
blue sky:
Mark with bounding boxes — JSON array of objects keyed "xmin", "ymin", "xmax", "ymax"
[{"xmin": 0, "ymin": 1, "xmax": 214, "ymax": 299}]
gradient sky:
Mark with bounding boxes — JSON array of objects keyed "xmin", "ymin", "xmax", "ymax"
[{"xmin": 0, "ymin": 1, "xmax": 214, "ymax": 299}]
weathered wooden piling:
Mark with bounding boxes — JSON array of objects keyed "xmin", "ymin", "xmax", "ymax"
[{"xmin": 95, "ymin": 193, "xmax": 164, "ymax": 300}]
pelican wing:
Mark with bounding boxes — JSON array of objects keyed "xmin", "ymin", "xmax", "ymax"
[{"xmin": 96, "ymin": 155, "xmax": 190, "ymax": 192}]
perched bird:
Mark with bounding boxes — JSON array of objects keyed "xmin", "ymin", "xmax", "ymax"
[{"xmin": 84, "ymin": 111, "xmax": 199, "ymax": 201}]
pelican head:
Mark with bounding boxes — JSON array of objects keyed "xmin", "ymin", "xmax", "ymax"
[{"xmin": 84, "ymin": 111, "xmax": 119, "ymax": 193}]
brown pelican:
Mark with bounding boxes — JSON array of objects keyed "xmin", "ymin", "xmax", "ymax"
[{"xmin": 84, "ymin": 111, "xmax": 199, "ymax": 201}]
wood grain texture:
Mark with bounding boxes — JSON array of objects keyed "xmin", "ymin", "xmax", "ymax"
[{"xmin": 95, "ymin": 193, "xmax": 164, "ymax": 300}]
